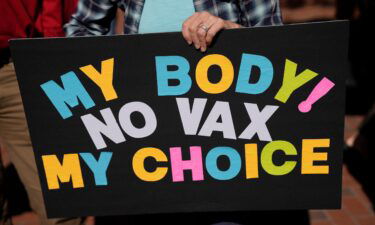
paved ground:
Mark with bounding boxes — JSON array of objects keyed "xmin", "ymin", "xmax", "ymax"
[{"xmin": 310, "ymin": 165, "xmax": 375, "ymax": 225}]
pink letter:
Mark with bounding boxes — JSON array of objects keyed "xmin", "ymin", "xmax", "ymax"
[
  {"xmin": 298, "ymin": 77, "xmax": 335, "ymax": 113},
  {"xmin": 170, "ymin": 146, "xmax": 204, "ymax": 182}
]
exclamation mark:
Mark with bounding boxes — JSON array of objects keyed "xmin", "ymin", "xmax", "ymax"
[{"xmin": 298, "ymin": 77, "xmax": 335, "ymax": 113}]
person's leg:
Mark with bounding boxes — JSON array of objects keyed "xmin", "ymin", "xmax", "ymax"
[
  {"xmin": 0, "ymin": 148, "xmax": 11, "ymax": 225},
  {"xmin": 0, "ymin": 62, "xmax": 83, "ymax": 225}
]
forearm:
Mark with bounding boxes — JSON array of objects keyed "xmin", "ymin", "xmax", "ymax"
[
  {"xmin": 64, "ymin": 17, "xmax": 104, "ymax": 37},
  {"xmin": 64, "ymin": 0, "xmax": 117, "ymax": 37}
]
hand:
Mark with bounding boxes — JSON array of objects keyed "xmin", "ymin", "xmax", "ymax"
[{"xmin": 182, "ymin": 12, "xmax": 242, "ymax": 52}]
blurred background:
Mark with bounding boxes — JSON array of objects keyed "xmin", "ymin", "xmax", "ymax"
[
  {"xmin": 281, "ymin": 1, "xmax": 375, "ymax": 223},
  {"xmin": 1, "ymin": 0, "xmax": 374, "ymax": 225}
]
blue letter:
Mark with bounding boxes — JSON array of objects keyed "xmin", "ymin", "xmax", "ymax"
[
  {"xmin": 205, "ymin": 146, "xmax": 241, "ymax": 180},
  {"xmin": 40, "ymin": 72, "xmax": 95, "ymax": 119},
  {"xmin": 155, "ymin": 56, "xmax": 192, "ymax": 96},
  {"xmin": 80, "ymin": 152, "xmax": 112, "ymax": 186},
  {"xmin": 235, "ymin": 53, "xmax": 274, "ymax": 94}
]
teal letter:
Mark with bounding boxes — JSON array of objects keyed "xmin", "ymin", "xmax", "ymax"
[
  {"xmin": 40, "ymin": 72, "xmax": 95, "ymax": 119},
  {"xmin": 80, "ymin": 152, "xmax": 112, "ymax": 186},
  {"xmin": 235, "ymin": 54, "xmax": 274, "ymax": 94},
  {"xmin": 205, "ymin": 146, "xmax": 241, "ymax": 180},
  {"xmin": 155, "ymin": 56, "xmax": 192, "ymax": 96}
]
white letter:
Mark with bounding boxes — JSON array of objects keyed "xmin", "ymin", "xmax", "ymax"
[
  {"xmin": 81, "ymin": 108, "xmax": 125, "ymax": 150},
  {"xmin": 198, "ymin": 101, "xmax": 236, "ymax": 139},
  {"xmin": 239, "ymin": 103, "xmax": 279, "ymax": 141},
  {"xmin": 176, "ymin": 98, "xmax": 207, "ymax": 135},
  {"xmin": 118, "ymin": 102, "xmax": 157, "ymax": 138}
]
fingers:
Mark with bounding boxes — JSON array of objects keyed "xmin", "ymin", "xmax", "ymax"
[
  {"xmin": 182, "ymin": 12, "xmax": 213, "ymax": 51},
  {"xmin": 197, "ymin": 16, "xmax": 217, "ymax": 52},
  {"xmin": 182, "ymin": 14, "xmax": 197, "ymax": 45},
  {"xmin": 196, "ymin": 26, "xmax": 207, "ymax": 51},
  {"xmin": 182, "ymin": 12, "xmax": 233, "ymax": 52},
  {"xmin": 189, "ymin": 13, "xmax": 206, "ymax": 50},
  {"xmin": 205, "ymin": 18, "xmax": 226, "ymax": 46}
]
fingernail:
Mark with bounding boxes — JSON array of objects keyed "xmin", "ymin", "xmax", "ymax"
[
  {"xmin": 188, "ymin": 41, "xmax": 192, "ymax": 45},
  {"xmin": 200, "ymin": 47, "xmax": 206, "ymax": 52},
  {"xmin": 195, "ymin": 45, "xmax": 200, "ymax": 49}
]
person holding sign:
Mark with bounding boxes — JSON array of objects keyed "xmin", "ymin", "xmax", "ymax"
[
  {"xmin": 65, "ymin": 0, "xmax": 283, "ymax": 52},
  {"xmin": 63, "ymin": 1, "xmax": 311, "ymax": 225},
  {"xmin": 63, "ymin": 1, "xmax": 309, "ymax": 225}
]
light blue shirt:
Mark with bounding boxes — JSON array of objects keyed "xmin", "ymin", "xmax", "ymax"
[{"xmin": 138, "ymin": 0, "xmax": 195, "ymax": 34}]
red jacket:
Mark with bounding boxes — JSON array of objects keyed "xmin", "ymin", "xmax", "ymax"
[{"xmin": 0, "ymin": 0, "xmax": 78, "ymax": 51}]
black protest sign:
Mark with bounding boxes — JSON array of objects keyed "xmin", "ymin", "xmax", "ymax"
[{"xmin": 10, "ymin": 21, "xmax": 348, "ymax": 218}]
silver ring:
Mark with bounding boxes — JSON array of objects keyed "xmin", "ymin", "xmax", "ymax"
[{"xmin": 199, "ymin": 23, "xmax": 209, "ymax": 32}]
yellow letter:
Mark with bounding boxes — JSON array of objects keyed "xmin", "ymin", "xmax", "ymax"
[
  {"xmin": 42, "ymin": 154, "xmax": 84, "ymax": 190},
  {"xmin": 302, "ymin": 139, "xmax": 330, "ymax": 174},
  {"xmin": 196, "ymin": 54, "xmax": 234, "ymax": 94},
  {"xmin": 132, "ymin": 147, "xmax": 168, "ymax": 181},
  {"xmin": 274, "ymin": 59, "xmax": 318, "ymax": 103},
  {"xmin": 261, "ymin": 140, "xmax": 297, "ymax": 175},
  {"xmin": 245, "ymin": 144, "xmax": 259, "ymax": 179},
  {"xmin": 80, "ymin": 58, "xmax": 118, "ymax": 101}
]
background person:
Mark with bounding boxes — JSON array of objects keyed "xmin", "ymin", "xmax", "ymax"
[{"xmin": 0, "ymin": 0, "xmax": 82, "ymax": 224}]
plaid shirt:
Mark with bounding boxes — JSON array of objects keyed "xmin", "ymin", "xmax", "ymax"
[{"xmin": 65, "ymin": 0, "xmax": 282, "ymax": 36}]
